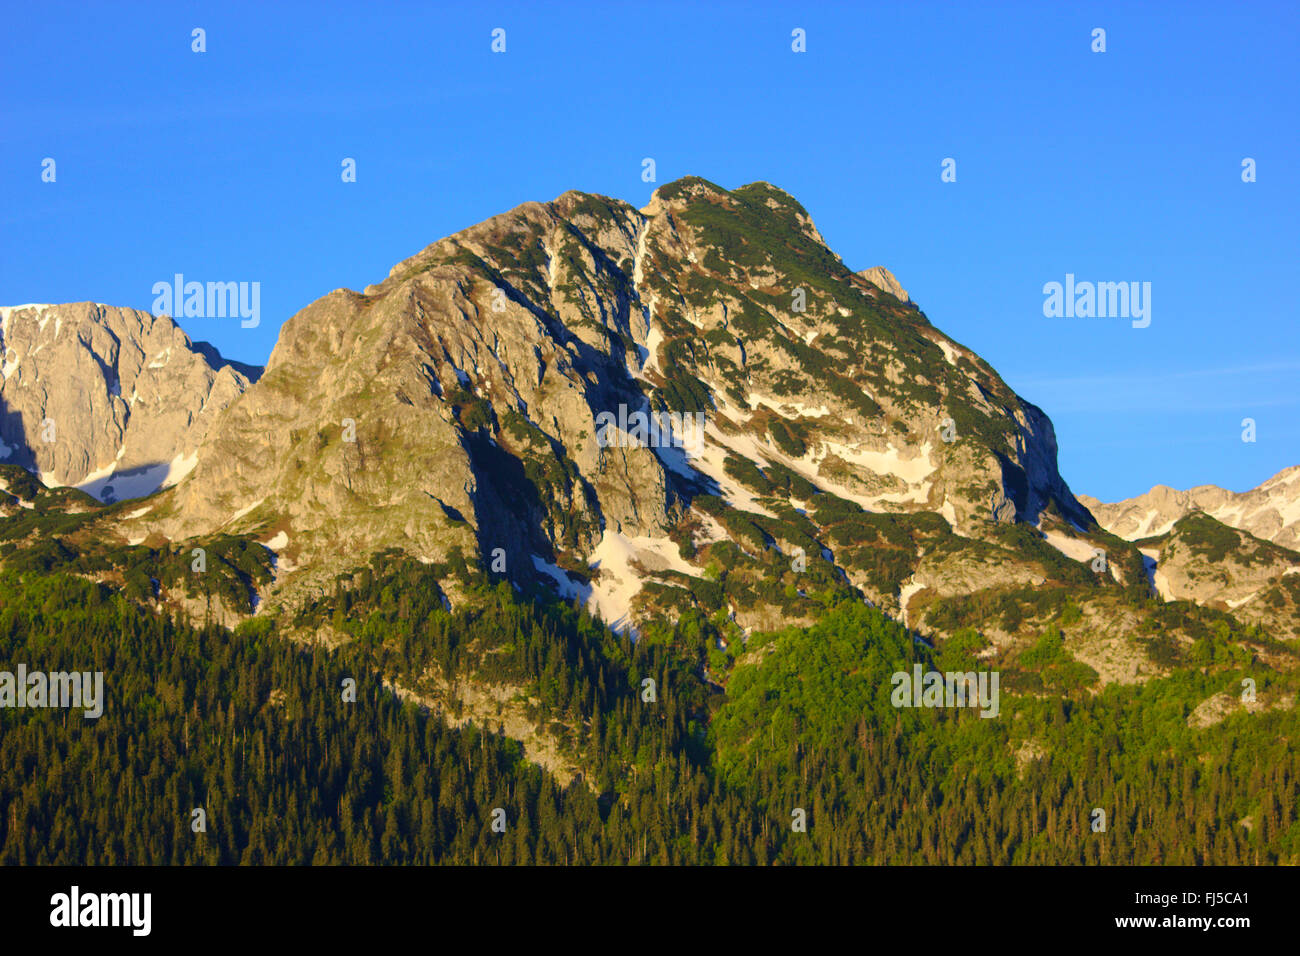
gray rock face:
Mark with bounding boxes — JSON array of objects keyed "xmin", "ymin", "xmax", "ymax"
[
  {"xmin": 858, "ymin": 266, "xmax": 909, "ymax": 303},
  {"xmin": 1081, "ymin": 465, "xmax": 1300, "ymax": 550},
  {"xmin": 0, "ymin": 303, "xmax": 257, "ymax": 502},
  {"xmin": 152, "ymin": 193, "xmax": 675, "ymax": 584}
]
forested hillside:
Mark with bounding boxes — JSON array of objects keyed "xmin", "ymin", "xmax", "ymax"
[{"xmin": 3, "ymin": 562, "xmax": 1297, "ymax": 865}]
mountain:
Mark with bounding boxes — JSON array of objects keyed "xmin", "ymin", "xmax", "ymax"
[
  {"xmin": 1112, "ymin": 511, "xmax": 1300, "ymax": 640},
  {"xmin": 1080, "ymin": 466, "xmax": 1300, "ymax": 551},
  {"xmin": 88, "ymin": 177, "xmax": 1097, "ymax": 624},
  {"xmin": 6, "ymin": 177, "xmax": 1300, "ymax": 868},
  {"xmin": 3, "ymin": 177, "xmax": 1294, "ymax": 678},
  {"xmin": 0, "ymin": 303, "xmax": 258, "ymax": 503}
]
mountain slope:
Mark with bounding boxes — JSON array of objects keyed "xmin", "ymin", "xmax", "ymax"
[{"xmin": 1128, "ymin": 512, "xmax": 1300, "ymax": 640}]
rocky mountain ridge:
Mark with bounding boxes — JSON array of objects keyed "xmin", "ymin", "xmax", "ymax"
[
  {"xmin": 0, "ymin": 302, "xmax": 257, "ymax": 503},
  {"xmin": 1080, "ymin": 466, "xmax": 1300, "ymax": 551}
]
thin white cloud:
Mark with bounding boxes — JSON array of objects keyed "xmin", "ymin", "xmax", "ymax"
[{"xmin": 1005, "ymin": 360, "xmax": 1300, "ymax": 413}]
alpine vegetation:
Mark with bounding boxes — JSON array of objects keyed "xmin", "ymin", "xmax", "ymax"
[{"xmin": 1, "ymin": 176, "xmax": 1297, "ymax": 870}]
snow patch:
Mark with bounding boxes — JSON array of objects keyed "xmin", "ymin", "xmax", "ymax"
[
  {"xmin": 1139, "ymin": 547, "xmax": 1174, "ymax": 601},
  {"xmin": 633, "ymin": 222, "xmax": 649, "ymax": 289},
  {"xmin": 262, "ymin": 530, "xmax": 296, "ymax": 572},
  {"xmin": 1040, "ymin": 528, "xmax": 1098, "ymax": 563},
  {"xmin": 1129, "ymin": 508, "xmax": 1178, "ymax": 540},
  {"xmin": 934, "ymin": 338, "xmax": 962, "ymax": 367},
  {"xmin": 685, "ymin": 424, "xmax": 779, "ymax": 518},
  {"xmin": 819, "ymin": 439, "xmax": 937, "ymax": 485},
  {"xmin": 643, "ymin": 325, "xmax": 663, "ymax": 375},
  {"xmin": 71, "ymin": 450, "xmax": 199, "ymax": 503},
  {"xmin": 534, "ymin": 531, "xmax": 702, "ymax": 636},
  {"xmin": 1227, "ymin": 591, "xmax": 1259, "ymax": 610},
  {"xmin": 1, "ymin": 304, "xmax": 55, "ymax": 327},
  {"xmin": 898, "ymin": 578, "xmax": 925, "ymax": 627}
]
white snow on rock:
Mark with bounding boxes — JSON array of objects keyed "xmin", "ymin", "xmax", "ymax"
[
  {"xmin": 939, "ymin": 498, "xmax": 959, "ymax": 531},
  {"xmin": 227, "ymin": 496, "xmax": 266, "ymax": 524},
  {"xmin": 817, "ymin": 439, "xmax": 938, "ymax": 485},
  {"xmin": 935, "ymin": 339, "xmax": 960, "ymax": 367},
  {"xmin": 1128, "ymin": 508, "xmax": 1178, "ymax": 539},
  {"xmin": 1040, "ymin": 527, "xmax": 1098, "ymax": 563},
  {"xmin": 261, "ymin": 530, "xmax": 296, "ymax": 572},
  {"xmin": 642, "ymin": 324, "xmax": 663, "ymax": 375},
  {"xmin": 1139, "ymin": 547, "xmax": 1174, "ymax": 601},
  {"xmin": 0, "ymin": 305, "xmax": 53, "ymax": 330},
  {"xmin": 534, "ymin": 530, "xmax": 701, "ymax": 636},
  {"xmin": 898, "ymin": 578, "xmax": 925, "ymax": 627},
  {"xmin": 685, "ymin": 424, "xmax": 779, "ymax": 518},
  {"xmin": 64, "ymin": 449, "xmax": 200, "ymax": 503},
  {"xmin": 1227, "ymin": 591, "xmax": 1260, "ymax": 610}
]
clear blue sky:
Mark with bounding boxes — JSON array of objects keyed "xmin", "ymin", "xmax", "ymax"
[{"xmin": 2, "ymin": 1, "xmax": 1296, "ymax": 501}]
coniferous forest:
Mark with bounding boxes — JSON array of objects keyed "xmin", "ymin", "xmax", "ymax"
[{"xmin": 3, "ymin": 555, "xmax": 1297, "ymax": 866}]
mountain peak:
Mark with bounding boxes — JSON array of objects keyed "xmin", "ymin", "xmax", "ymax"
[
  {"xmin": 99, "ymin": 176, "xmax": 1093, "ymax": 628},
  {"xmin": 647, "ymin": 176, "xmax": 829, "ymax": 249},
  {"xmin": 857, "ymin": 266, "xmax": 910, "ymax": 303},
  {"xmin": 1086, "ymin": 465, "xmax": 1300, "ymax": 551}
]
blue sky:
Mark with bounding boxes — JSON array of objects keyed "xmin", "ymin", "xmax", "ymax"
[{"xmin": 2, "ymin": 0, "xmax": 1296, "ymax": 501}]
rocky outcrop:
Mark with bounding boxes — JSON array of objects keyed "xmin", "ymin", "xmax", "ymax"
[
  {"xmin": 858, "ymin": 266, "xmax": 909, "ymax": 303},
  {"xmin": 1132, "ymin": 513, "xmax": 1300, "ymax": 638},
  {"xmin": 10, "ymin": 177, "xmax": 1297, "ymax": 679},
  {"xmin": 0, "ymin": 303, "xmax": 257, "ymax": 502}
]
